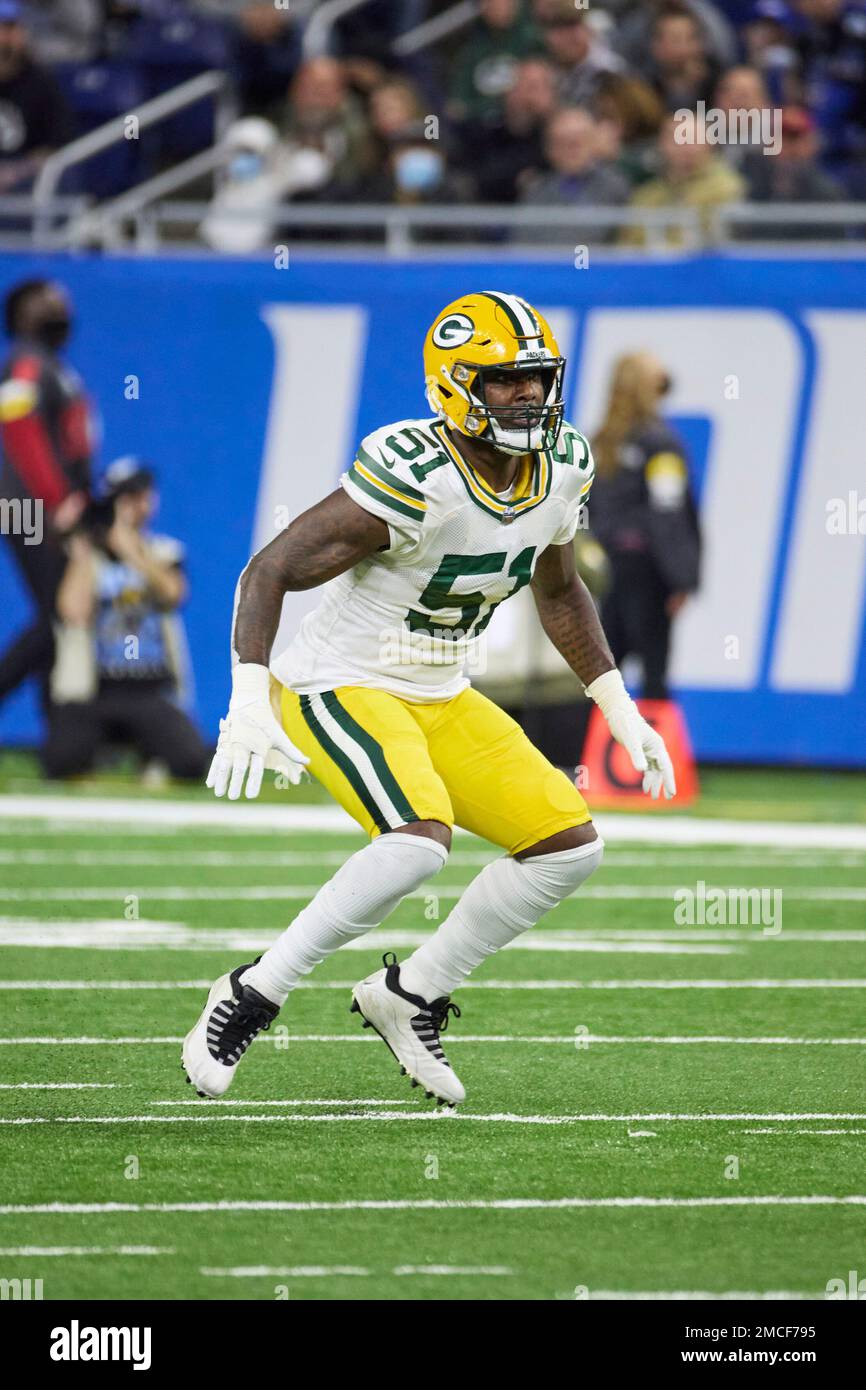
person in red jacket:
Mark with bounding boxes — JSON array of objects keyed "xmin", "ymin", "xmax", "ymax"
[{"xmin": 0, "ymin": 277, "xmax": 95, "ymax": 708}]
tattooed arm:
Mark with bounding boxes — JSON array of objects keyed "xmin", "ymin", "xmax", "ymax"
[
  {"xmin": 209, "ymin": 489, "xmax": 389, "ymax": 800},
  {"xmin": 232, "ymin": 488, "xmax": 390, "ymax": 665},
  {"xmin": 531, "ymin": 542, "xmax": 676, "ymax": 798},
  {"xmin": 530, "ymin": 541, "xmax": 615, "ymax": 687}
]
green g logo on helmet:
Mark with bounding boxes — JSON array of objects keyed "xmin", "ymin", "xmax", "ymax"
[{"xmin": 431, "ymin": 313, "xmax": 475, "ymax": 349}]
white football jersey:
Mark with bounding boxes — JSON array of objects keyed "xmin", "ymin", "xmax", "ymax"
[{"xmin": 271, "ymin": 416, "xmax": 595, "ymax": 702}]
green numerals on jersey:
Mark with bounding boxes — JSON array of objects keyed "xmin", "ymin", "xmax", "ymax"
[
  {"xmin": 383, "ymin": 428, "xmax": 449, "ymax": 483},
  {"xmin": 551, "ymin": 426, "xmax": 589, "ymax": 469},
  {"xmin": 407, "ymin": 547, "xmax": 536, "ymax": 641}
]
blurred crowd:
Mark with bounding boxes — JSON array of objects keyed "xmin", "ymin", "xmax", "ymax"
[{"xmin": 2, "ymin": 0, "xmax": 866, "ymax": 243}]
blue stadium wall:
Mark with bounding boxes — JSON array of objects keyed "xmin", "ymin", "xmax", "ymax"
[{"xmin": 0, "ymin": 251, "xmax": 864, "ymax": 767}]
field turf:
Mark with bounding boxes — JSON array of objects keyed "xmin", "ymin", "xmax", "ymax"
[{"xmin": 1, "ymin": 763, "xmax": 865, "ymax": 1302}]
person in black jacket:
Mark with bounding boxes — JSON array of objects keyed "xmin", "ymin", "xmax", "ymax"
[
  {"xmin": 588, "ymin": 351, "xmax": 701, "ymax": 700},
  {"xmin": 0, "ymin": 277, "xmax": 94, "ymax": 708}
]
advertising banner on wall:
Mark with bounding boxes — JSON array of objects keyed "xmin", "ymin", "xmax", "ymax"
[{"xmin": 0, "ymin": 252, "xmax": 863, "ymax": 765}]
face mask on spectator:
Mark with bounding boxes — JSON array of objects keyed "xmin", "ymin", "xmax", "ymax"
[
  {"xmin": 393, "ymin": 147, "xmax": 443, "ymax": 193},
  {"xmin": 34, "ymin": 314, "xmax": 72, "ymax": 351},
  {"xmin": 229, "ymin": 151, "xmax": 267, "ymax": 182}
]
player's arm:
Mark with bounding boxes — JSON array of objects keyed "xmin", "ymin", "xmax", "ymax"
[
  {"xmin": 209, "ymin": 489, "xmax": 389, "ymax": 801},
  {"xmin": 531, "ymin": 542, "xmax": 676, "ymax": 800},
  {"xmin": 531, "ymin": 540, "xmax": 615, "ymax": 688},
  {"xmin": 233, "ymin": 488, "xmax": 390, "ymax": 664}
]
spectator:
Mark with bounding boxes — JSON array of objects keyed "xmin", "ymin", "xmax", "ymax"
[
  {"xmin": 589, "ymin": 352, "xmax": 701, "ymax": 700},
  {"xmin": 200, "ymin": 116, "xmax": 288, "ymax": 254},
  {"xmin": 196, "ymin": 2, "xmax": 301, "ymax": 113},
  {"xmin": 17, "ymin": 0, "xmax": 101, "ymax": 65},
  {"xmin": 0, "ymin": 1, "xmax": 75, "ymax": 193},
  {"xmin": 740, "ymin": 0, "xmax": 801, "ymax": 107},
  {"xmin": 615, "ymin": 0, "xmax": 737, "ymax": 74},
  {"xmin": 275, "ymin": 56, "xmax": 375, "ymax": 196},
  {"xmin": 593, "ymin": 72, "xmax": 667, "ymax": 186},
  {"xmin": 469, "ymin": 57, "xmax": 559, "ymax": 202},
  {"xmin": 620, "ymin": 110, "xmax": 746, "ymax": 246},
  {"xmin": 448, "ymin": 0, "xmax": 541, "ymax": 129},
  {"xmin": 43, "ymin": 458, "xmax": 208, "ymax": 782},
  {"xmin": 0, "ymin": 278, "xmax": 94, "ymax": 710},
  {"xmin": 369, "ymin": 78, "xmax": 424, "ymax": 144},
  {"xmin": 354, "ymin": 120, "xmax": 474, "ymax": 212},
  {"xmin": 640, "ymin": 3, "xmax": 720, "ymax": 112},
  {"xmin": 538, "ymin": 2, "xmax": 623, "ymax": 109},
  {"xmin": 713, "ymin": 65, "xmax": 775, "ymax": 168},
  {"xmin": 520, "ymin": 106, "xmax": 631, "ymax": 243},
  {"xmin": 741, "ymin": 104, "xmax": 847, "ymax": 236},
  {"xmin": 368, "ymin": 77, "xmax": 425, "ymax": 176},
  {"xmin": 789, "ymin": 0, "xmax": 866, "ymax": 177}
]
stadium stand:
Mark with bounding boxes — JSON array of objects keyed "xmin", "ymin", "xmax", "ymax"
[{"xmin": 1, "ymin": 0, "xmax": 865, "ymax": 249}]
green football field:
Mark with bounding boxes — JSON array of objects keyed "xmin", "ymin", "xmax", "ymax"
[{"xmin": 1, "ymin": 763, "xmax": 865, "ymax": 1302}]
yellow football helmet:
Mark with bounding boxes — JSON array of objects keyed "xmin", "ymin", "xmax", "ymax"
[{"xmin": 423, "ymin": 290, "xmax": 565, "ymax": 456}]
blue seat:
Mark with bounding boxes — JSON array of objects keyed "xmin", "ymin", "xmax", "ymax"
[
  {"xmin": 120, "ymin": 13, "xmax": 231, "ymax": 162},
  {"xmin": 122, "ymin": 13, "xmax": 231, "ymax": 75},
  {"xmin": 52, "ymin": 62, "xmax": 151, "ymax": 198}
]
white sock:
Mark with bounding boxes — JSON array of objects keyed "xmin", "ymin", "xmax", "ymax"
[
  {"xmin": 399, "ymin": 839, "xmax": 604, "ymax": 1001},
  {"xmin": 242, "ymin": 832, "xmax": 448, "ymax": 1006}
]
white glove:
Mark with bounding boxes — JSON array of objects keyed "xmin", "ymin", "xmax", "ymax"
[
  {"xmin": 206, "ymin": 663, "xmax": 309, "ymax": 800},
  {"xmin": 585, "ymin": 669, "xmax": 676, "ymax": 801}
]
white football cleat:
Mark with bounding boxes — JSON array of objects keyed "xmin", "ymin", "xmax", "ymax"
[
  {"xmin": 351, "ymin": 952, "xmax": 465, "ymax": 1107},
  {"xmin": 182, "ymin": 960, "xmax": 279, "ymax": 1098}
]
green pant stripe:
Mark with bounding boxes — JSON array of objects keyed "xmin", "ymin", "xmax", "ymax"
[
  {"xmin": 298, "ymin": 695, "xmax": 392, "ymax": 834},
  {"xmin": 320, "ymin": 691, "xmax": 419, "ymax": 826}
]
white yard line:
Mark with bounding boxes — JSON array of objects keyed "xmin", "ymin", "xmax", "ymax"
[
  {"xmin": 0, "ymin": 1246, "xmax": 173, "ymax": 1256},
  {"xmin": 3, "ymin": 922, "xmax": 861, "ymax": 945},
  {"xmin": 0, "ymin": 1036, "xmax": 182, "ymax": 1044},
  {"xmin": 2, "ymin": 1027, "xmax": 866, "ymax": 1047},
  {"xmin": 0, "ymin": 924, "xmax": 739, "ymax": 955},
  {"xmin": 1, "ymin": 848, "xmax": 861, "ymax": 868},
  {"xmin": 199, "ymin": 1264, "xmax": 513, "ymax": 1278},
  {"xmin": 0, "ymin": 1082, "xmax": 125, "ymax": 1090},
  {"xmin": 584, "ymin": 1290, "xmax": 813, "ymax": 1301},
  {"xmin": 3, "ymin": 1195, "xmax": 866, "ymax": 1214},
  {"xmin": 1, "ymin": 884, "xmax": 864, "ymax": 902},
  {"xmin": 4, "ymin": 1112, "xmax": 866, "ymax": 1127},
  {"xmin": 1, "ymin": 794, "xmax": 864, "ymax": 849},
  {"xmin": 150, "ymin": 1098, "xmax": 412, "ymax": 1107},
  {"xmin": 744, "ymin": 1128, "xmax": 866, "ymax": 1136}
]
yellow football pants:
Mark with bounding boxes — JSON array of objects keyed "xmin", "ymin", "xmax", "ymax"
[{"xmin": 278, "ymin": 682, "xmax": 590, "ymax": 856}]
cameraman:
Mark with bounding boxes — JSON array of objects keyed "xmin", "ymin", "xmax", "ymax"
[{"xmin": 42, "ymin": 457, "xmax": 208, "ymax": 781}]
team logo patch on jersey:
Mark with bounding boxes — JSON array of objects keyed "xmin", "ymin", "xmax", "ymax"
[{"xmin": 432, "ymin": 313, "xmax": 475, "ymax": 349}]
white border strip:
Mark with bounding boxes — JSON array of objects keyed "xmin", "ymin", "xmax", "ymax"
[{"xmin": 1, "ymin": 795, "xmax": 864, "ymax": 849}]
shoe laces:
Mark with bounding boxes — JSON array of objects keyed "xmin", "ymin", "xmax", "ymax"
[
  {"xmin": 214, "ymin": 993, "xmax": 273, "ymax": 1060},
  {"xmin": 426, "ymin": 997, "xmax": 461, "ymax": 1035}
]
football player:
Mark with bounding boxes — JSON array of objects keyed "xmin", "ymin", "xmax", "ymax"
[{"xmin": 183, "ymin": 290, "xmax": 675, "ymax": 1105}]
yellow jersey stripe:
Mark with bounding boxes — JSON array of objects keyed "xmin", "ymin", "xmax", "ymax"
[{"xmin": 352, "ymin": 459, "xmax": 427, "ymax": 513}]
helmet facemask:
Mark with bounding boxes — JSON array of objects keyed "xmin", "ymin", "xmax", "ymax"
[{"xmin": 463, "ymin": 358, "xmax": 565, "ymax": 456}]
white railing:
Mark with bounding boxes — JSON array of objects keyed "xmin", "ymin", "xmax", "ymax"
[
  {"xmin": 5, "ymin": 196, "xmax": 866, "ymax": 255},
  {"xmin": 101, "ymin": 199, "xmax": 706, "ymax": 254},
  {"xmin": 392, "ymin": 1, "xmax": 479, "ymax": 57},
  {"xmin": 301, "ymin": 0, "xmax": 374, "ymax": 59},
  {"xmin": 32, "ymin": 70, "xmax": 234, "ymax": 241}
]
